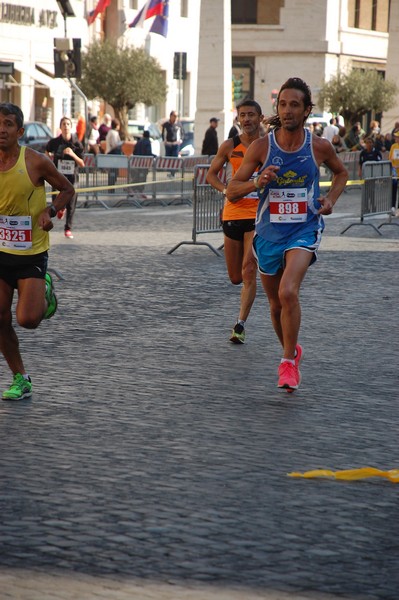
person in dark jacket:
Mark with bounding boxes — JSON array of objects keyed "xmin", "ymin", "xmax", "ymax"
[
  {"xmin": 132, "ymin": 131, "xmax": 155, "ymax": 193},
  {"xmin": 161, "ymin": 111, "xmax": 183, "ymax": 157},
  {"xmin": 133, "ymin": 130, "xmax": 154, "ymax": 156},
  {"xmin": 358, "ymin": 137, "xmax": 382, "ymax": 177},
  {"xmin": 201, "ymin": 117, "xmax": 220, "ymax": 155}
]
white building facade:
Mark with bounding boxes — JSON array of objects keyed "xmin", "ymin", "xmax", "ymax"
[
  {"xmin": 0, "ymin": 0, "xmax": 89, "ymax": 130},
  {"xmin": 0, "ymin": 0, "xmax": 397, "ymax": 137},
  {"xmin": 231, "ymin": 0, "xmax": 393, "ymax": 129}
]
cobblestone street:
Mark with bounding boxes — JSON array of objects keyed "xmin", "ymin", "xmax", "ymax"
[{"xmin": 1, "ymin": 190, "xmax": 399, "ymax": 600}]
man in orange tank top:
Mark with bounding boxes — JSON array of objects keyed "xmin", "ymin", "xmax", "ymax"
[
  {"xmin": 206, "ymin": 100, "xmax": 264, "ymax": 344},
  {"xmin": 0, "ymin": 103, "xmax": 75, "ymax": 401}
]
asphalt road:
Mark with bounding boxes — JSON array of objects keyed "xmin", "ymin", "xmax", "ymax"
[{"xmin": 0, "ymin": 189, "xmax": 398, "ymax": 600}]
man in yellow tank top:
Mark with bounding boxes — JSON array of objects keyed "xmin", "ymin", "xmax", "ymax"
[
  {"xmin": 0, "ymin": 103, "xmax": 75, "ymax": 400},
  {"xmin": 389, "ymin": 131, "xmax": 399, "ymax": 215},
  {"xmin": 206, "ymin": 100, "xmax": 264, "ymax": 344}
]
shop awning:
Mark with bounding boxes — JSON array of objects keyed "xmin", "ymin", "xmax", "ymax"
[{"xmin": 13, "ymin": 62, "xmax": 69, "ymax": 95}]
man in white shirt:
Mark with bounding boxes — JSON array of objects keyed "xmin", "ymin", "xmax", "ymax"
[{"xmin": 322, "ymin": 118, "xmax": 339, "ymax": 143}]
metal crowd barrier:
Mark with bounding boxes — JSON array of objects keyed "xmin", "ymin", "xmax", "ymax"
[
  {"xmin": 168, "ymin": 164, "xmax": 225, "ymax": 256},
  {"xmin": 128, "ymin": 155, "xmax": 158, "ymax": 207},
  {"xmin": 341, "ymin": 160, "xmax": 398, "ymax": 235},
  {"xmin": 339, "ymin": 151, "xmax": 361, "ymax": 182},
  {"xmin": 75, "ymin": 153, "xmax": 212, "ymax": 209},
  {"xmin": 152, "ymin": 156, "xmax": 184, "ymax": 206}
]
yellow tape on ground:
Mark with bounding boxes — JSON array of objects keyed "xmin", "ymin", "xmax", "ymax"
[{"xmin": 287, "ymin": 467, "xmax": 399, "ymax": 483}]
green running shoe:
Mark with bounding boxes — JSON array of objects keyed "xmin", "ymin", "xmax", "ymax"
[
  {"xmin": 44, "ymin": 272, "xmax": 58, "ymax": 319},
  {"xmin": 2, "ymin": 373, "xmax": 32, "ymax": 401},
  {"xmin": 230, "ymin": 322, "xmax": 245, "ymax": 344}
]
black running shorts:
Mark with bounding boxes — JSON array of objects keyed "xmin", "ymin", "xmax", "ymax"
[
  {"xmin": 222, "ymin": 219, "xmax": 255, "ymax": 241},
  {"xmin": 0, "ymin": 251, "xmax": 48, "ymax": 289}
]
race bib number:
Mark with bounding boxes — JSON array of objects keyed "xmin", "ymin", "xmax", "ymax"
[
  {"xmin": 58, "ymin": 160, "xmax": 75, "ymax": 175},
  {"xmin": 393, "ymin": 149, "xmax": 399, "ymax": 160},
  {"xmin": 0, "ymin": 215, "xmax": 32, "ymax": 250},
  {"xmin": 269, "ymin": 188, "xmax": 308, "ymax": 223}
]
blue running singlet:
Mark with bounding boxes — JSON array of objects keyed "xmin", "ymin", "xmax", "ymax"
[{"xmin": 255, "ymin": 128, "xmax": 324, "ymax": 244}]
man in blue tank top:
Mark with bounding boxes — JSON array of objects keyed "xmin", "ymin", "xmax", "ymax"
[{"xmin": 226, "ymin": 78, "xmax": 348, "ymax": 392}]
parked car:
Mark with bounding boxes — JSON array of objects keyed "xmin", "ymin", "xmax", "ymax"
[
  {"xmin": 19, "ymin": 121, "xmax": 53, "ymax": 153},
  {"xmin": 305, "ymin": 112, "xmax": 333, "ymax": 133},
  {"xmin": 179, "ymin": 118, "xmax": 195, "ymax": 156},
  {"xmin": 127, "ymin": 120, "xmax": 163, "ymax": 156}
]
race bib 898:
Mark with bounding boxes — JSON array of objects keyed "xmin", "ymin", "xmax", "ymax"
[{"xmin": 269, "ymin": 188, "xmax": 308, "ymax": 223}]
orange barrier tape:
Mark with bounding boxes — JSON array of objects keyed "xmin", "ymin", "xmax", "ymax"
[{"xmin": 288, "ymin": 467, "xmax": 399, "ymax": 483}]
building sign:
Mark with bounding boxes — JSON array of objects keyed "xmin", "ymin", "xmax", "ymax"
[
  {"xmin": 0, "ymin": 4, "xmax": 58, "ymax": 28},
  {"xmin": 39, "ymin": 9, "xmax": 58, "ymax": 28}
]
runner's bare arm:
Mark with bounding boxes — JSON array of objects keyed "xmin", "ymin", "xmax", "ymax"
[
  {"xmin": 226, "ymin": 137, "xmax": 279, "ymax": 202},
  {"xmin": 25, "ymin": 148, "xmax": 76, "ymax": 230},
  {"xmin": 206, "ymin": 139, "xmax": 233, "ymax": 193},
  {"xmin": 63, "ymin": 146, "xmax": 85, "ymax": 169}
]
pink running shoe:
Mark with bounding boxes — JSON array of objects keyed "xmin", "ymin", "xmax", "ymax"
[
  {"xmin": 295, "ymin": 344, "xmax": 303, "ymax": 369},
  {"xmin": 64, "ymin": 229, "xmax": 74, "ymax": 239},
  {"xmin": 277, "ymin": 361, "xmax": 301, "ymax": 392}
]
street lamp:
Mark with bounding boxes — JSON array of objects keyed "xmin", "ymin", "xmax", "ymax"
[{"xmin": 55, "ymin": 0, "xmax": 75, "ymax": 36}]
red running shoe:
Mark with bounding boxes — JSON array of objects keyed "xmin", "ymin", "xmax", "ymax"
[
  {"xmin": 295, "ymin": 344, "xmax": 303, "ymax": 369},
  {"xmin": 277, "ymin": 361, "xmax": 301, "ymax": 392}
]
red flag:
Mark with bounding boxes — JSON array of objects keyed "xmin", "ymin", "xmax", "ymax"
[
  {"xmin": 128, "ymin": 0, "xmax": 169, "ymax": 38},
  {"xmin": 87, "ymin": 0, "xmax": 111, "ymax": 26}
]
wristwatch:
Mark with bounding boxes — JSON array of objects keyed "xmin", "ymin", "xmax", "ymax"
[{"xmin": 48, "ymin": 204, "xmax": 57, "ymax": 218}]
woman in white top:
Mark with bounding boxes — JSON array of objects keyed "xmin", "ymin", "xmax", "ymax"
[
  {"xmin": 105, "ymin": 118, "xmax": 122, "ymax": 154},
  {"xmin": 88, "ymin": 115, "xmax": 100, "ymax": 154}
]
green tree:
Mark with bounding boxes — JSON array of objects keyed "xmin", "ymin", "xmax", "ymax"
[
  {"xmin": 78, "ymin": 40, "xmax": 167, "ymax": 140},
  {"xmin": 318, "ymin": 69, "xmax": 397, "ymax": 129}
]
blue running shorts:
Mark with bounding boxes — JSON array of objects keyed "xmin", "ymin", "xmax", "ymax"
[{"xmin": 252, "ymin": 232, "xmax": 321, "ymax": 275}]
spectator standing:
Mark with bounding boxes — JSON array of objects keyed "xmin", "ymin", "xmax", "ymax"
[
  {"xmin": 322, "ymin": 117, "xmax": 339, "ymax": 143},
  {"xmin": 162, "ymin": 111, "xmax": 183, "ymax": 157},
  {"xmin": 99, "ymin": 114, "xmax": 112, "ymax": 141},
  {"xmin": 345, "ymin": 123, "xmax": 364, "ymax": 151},
  {"xmin": 228, "ymin": 117, "xmax": 241, "ymax": 139},
  {"xmin": 105, "ymin": 119, "xmax": 122, "ymax": 192},
  {"xmin": 206, "ymin": 100, "xmax": 264, "ymax": 344},
  {"xmin": 132, "ymin": 130, "xmax": 155, "ymax": 194},
  {"xmin": 358, "ymin": 137, "xmax": 382, "ymax": 177},
  {"xmin": 384, "ymin": 132, "xmax": 393, "ymax": 152},
  {"xmin": 201, "ymin": 117, "xmax": 220, "ymax": 156},
  {"xmin": 46, "ymin": 116, "xmax": 84, "ymax": 239},
  {"xmin": 391, "ymin": 121, "xmax": 399, "ymax": 138},
  {"xmin": 75, "ymin": 112, "xmax": 86, "ymax": 144},
  {"xmin": 105, "ymin": 118, "xmax": 122, "ymax": 155},
  {"xmin": 331, "ymin": 134, "xmax": 346, "ymax": 153},
  {"xmin": 98, "ymin": 114, "xmax": 112, "ymax": 153},
  {"xmin": 368, "ymin": 120, "xmax": 380, "ymax": 139},
  {"xmin": 134, "ymin": 130, "xmax": 154, "ymax": 157},
  {"xmin": 312, "ymin": 122, "xmax": 323, "ymax": 137},
  {"xmin": 388, "ymin": 131, "xmax": 399, "ymax": 215},
  {"xmin": 87, "ymin": 115, "xmax": 100, "ymax": 155}
]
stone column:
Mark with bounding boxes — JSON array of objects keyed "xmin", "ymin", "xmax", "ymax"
[
  {"xmin": 194, "ymin": 0, "xmax": 232, "ymax": 153},
  {"xmin": 381, "ymin": 1, "xmax": 399, "ymax": 133}
]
